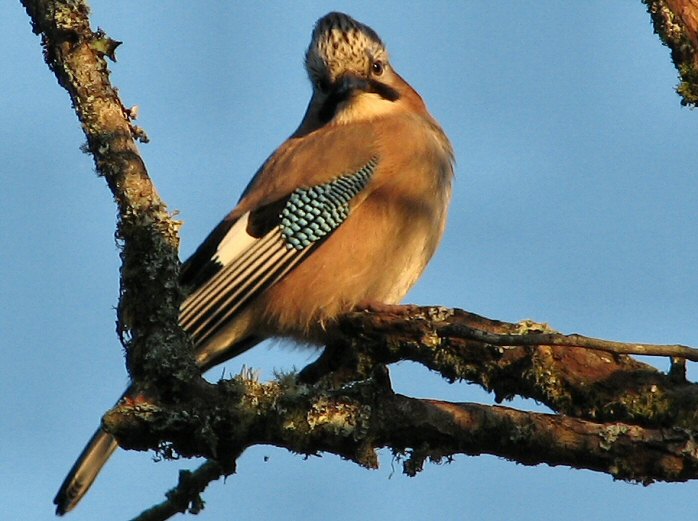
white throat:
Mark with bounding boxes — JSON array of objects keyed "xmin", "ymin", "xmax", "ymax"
[{"xmin": 332, "ymin": 92, "xmax": 397, "ymax": 125}]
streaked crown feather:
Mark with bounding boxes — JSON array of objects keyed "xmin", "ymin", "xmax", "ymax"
[{"xmin": 305, "ymin": 12, "xmax": 389, "ymax": 89}]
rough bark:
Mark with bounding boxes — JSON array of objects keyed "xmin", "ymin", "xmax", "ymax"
[
  {"xmin": 21, "ymin": 0, "xmax": 198, "ymax": 393},
  {"xmin": 109, "ymin": 360, "xmax": 698, "ymax": 521},
  {"xmin": 644, "ymin": 0, "xmax": 698, "ymax": 105},
  {"xmin": 104, "ymin": 362, "xmax": 698, "ymax": 486}
]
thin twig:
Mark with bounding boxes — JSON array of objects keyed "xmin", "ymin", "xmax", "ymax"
[
  {"xmin": 130, "ymin": 461, "xmax": 226, "ymax": 521},
  {"xmin": 441, "ymin": 324, "xmax": 698, "ymax": 362}
]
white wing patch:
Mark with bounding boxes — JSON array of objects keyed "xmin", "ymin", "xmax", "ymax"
[
  {"xmin": 179, "ymin": 224, "xmax": 314, "ymax": 346},
  {"xmin": 213, "ymin": 212, "xmax": 257, "ymax": 266}
]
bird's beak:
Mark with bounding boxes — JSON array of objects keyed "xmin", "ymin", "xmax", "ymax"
[
  {"xmin": 333, "ymin": 73, "xmax": 400, "ymax": 102},
  {"xmin": 332, "ymin": 73, "xmax": 372, "ymax": 102}
]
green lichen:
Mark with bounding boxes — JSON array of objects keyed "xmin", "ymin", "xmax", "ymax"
[
  {"xmin": 425, "ymin": 306, "xmax": 455, "ymax": 322},
  {"xmin": 644, "ymin": 0, "xmax": 698, "ymax": 107},
  {"xmin": 598, "ymin": 424, "xmax": 630, "ymax": 451},
  {"xmin": 515, "ymin": 319, "xmax": 557, "ymax": 335},
  {"xmin": 677, "ymin": 64, "xmax": 698, "ymax": 107},
  {"xmin": 307, "ymin": 398, "xmax": 361, "ymax": 437}
]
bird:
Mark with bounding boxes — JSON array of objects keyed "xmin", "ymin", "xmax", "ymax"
[{"xmin": 54, "ymin": 11, "xmax": 454, "ymax": 515}]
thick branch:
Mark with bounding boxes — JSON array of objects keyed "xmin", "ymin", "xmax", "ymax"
[
  {"xmin": 94, "ymin": 303, "xmax": 698, "ymax": 520},
  {"xmin": 103, "ymin": 370, "xmax": 698, "ymax": 520},
  {"xmin": 644, "ymin": 0, "xmax": 698, "ymax": 106},
  {"xmin": 324, "ymin": 307, "xmax": 698, "ymax": 429},
  {"xmin": 21, "ymin": 0, "xmax": 197, "ymax": 391}
]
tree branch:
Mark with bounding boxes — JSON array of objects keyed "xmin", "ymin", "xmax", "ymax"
[
  {"xmin": 102, "ymin": 365, "xmax": 698, "ymax": 521},
  {"xmin": 21, "ymin": 0, "xmax": 198, "ymax": 393},
  {"xmin": 322, "ymin": 307, "xmax": 698, "ymax": 428},
  {"xmin": 129, "ymin": 461, "xmax": 226, "ymax": 521},
  {"xmin": 643, "ymin": 0, "xmax": 698, "ymax": 106}
]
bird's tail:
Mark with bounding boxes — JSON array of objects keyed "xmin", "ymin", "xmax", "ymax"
[
  {"xmin": 53, "ymin": 427, "xmax": 119, "ymax": 515},
  {"xmin": 53, "ymin": 334, "xmax": 262, "ymax": 515}
]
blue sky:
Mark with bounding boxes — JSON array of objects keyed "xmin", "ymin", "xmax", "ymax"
[{"xmin": 3, "ymin": 2, "xmax": 698, "ymax": 520}]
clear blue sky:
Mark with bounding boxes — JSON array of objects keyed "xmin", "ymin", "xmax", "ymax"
[{"xmin": 3, "ymin": 2, "xmax": 698, "ymax": 520}]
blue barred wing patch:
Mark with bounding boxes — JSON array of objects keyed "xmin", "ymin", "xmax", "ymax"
[{"xmin": 279, "ymin": 157, "xmax": 379, "ymax": 250}]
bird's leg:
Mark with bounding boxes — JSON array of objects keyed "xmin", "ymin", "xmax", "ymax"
[
  {"xmin": 298, "ymin": 334, "xmax": 361, "ymax": 385},
  {"xmin": 298, "ymin": 304, "xmax": 412, "ymax": 386}
]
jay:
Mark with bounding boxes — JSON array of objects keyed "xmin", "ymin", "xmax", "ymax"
[{"xmin": 54, "ymin": 11, "xmax": 454, "ymax": 514}]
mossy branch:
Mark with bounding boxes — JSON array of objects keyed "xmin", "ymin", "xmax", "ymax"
[
  {"xmin": 21, "ymin": 0, "xmax": 198, "ymax": 392},
  {"xmin": 643, "ymin": 0, "xmax": 698, "ymax": 106},
  {"xmin": 325, "ymin": 307, "xmax": 698, "ymax": 429},
  {"xmin": 108, "ymin": 364, "xmax": 698, "ymax": 521}
]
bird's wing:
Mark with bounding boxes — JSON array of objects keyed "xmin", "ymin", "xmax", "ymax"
[{"xmin": 179, "ymin": 155, "xmax": 380, "ymax": 348}]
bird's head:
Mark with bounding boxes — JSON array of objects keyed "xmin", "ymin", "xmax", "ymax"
[{"xmin": 297, "ymin": 12, "xmax": 426, "ymax": 132}]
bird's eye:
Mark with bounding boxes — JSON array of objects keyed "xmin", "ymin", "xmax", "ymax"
[{"xmin": 371, "ymin": 60, "xmax": 384, "ymax": 76}]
